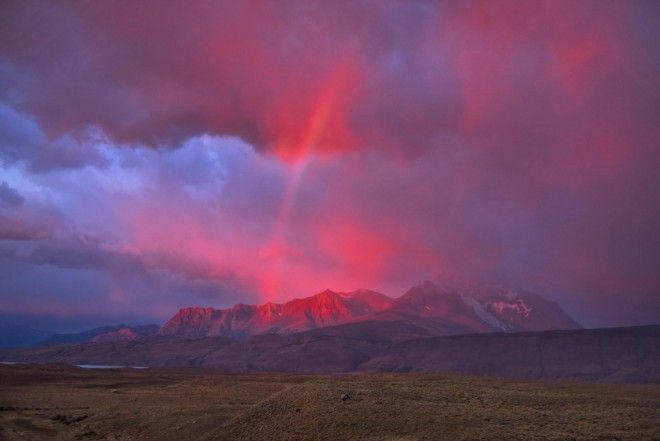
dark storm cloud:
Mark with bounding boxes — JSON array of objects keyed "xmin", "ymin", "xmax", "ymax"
[
  {"xmin": 0, "ymin": 228, "xmax": 259, "ymax": 328},
  {"xmin": 0, "ymin": 227, "xmax": 258, "ymax": 298},
  {"xmin": 0, "ymin": 181, "xmax": 23, "ymax": 207},
  {"xmin": 0, "ymin": 220, "xmax": 48, "ymax": 241},
  {"xmin": 0, "ymin": 104, "xmax": 108, "ymax": 172},
  {"xmin": 0, "ymin": 235, "xmax": 142, "ymax": 272},
  {"xmin": 0, "ymin": 0, "xmax": 459, "ymax": 156},
  {"xmin": 0, "ymin": 0, "xmax": 658, "ymax": 328}
]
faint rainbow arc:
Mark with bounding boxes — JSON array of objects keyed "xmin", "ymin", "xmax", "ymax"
[{"xmin": 260, "ymin": 56, "xmax": 354, "ymax": 299}]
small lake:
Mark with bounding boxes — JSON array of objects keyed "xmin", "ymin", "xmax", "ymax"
[
  {"xmin": 1, "ymin": 361, "xmax": 148, "ymax": 369},
  {"xmin": 76, "ymin": 364, "xmax": 148, "ymax": 369}
]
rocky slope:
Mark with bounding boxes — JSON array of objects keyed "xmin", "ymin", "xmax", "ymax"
[{"xmin": 160, "ymin": 289, "xmax": 394, "ymax": 338}]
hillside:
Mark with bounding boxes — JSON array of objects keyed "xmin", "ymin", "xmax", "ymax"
[{"xmin": 2, "ymin": 324, "xmax": 658, "ymax": 383}]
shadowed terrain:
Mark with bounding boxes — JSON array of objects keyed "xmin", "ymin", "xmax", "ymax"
[
  {"xmin": 2, "ymin": 325, "xmax": 658, "ymax": 383},
  {"xmin": 0, "ymin": 364, "xmax": 658, "ymax": 440}
]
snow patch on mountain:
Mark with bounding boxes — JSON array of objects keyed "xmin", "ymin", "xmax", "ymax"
[
  {"xmin": 460, "ymin": 295, "xmax": 510, "ymax": 331},
  {"xmin": 488, "ymin": 299, "xmax": 532, "ymax": 318}
]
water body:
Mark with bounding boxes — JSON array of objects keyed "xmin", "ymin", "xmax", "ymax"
[
  {"xmin": 76, "ymin": 364, "xmax": 148, "ymax": 369},
  {"xmin": 1, "ymin": 361, "xmax": 148, "ymax": 369}
]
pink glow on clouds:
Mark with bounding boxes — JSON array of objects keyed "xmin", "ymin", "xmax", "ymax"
[{"xmin": 0, "ymin": 0, "xmax": 658, "ymax": 328}]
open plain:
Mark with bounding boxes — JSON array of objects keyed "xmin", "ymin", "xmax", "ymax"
[{"xmin": 0, "ymin": 364, "xmax": 658, "ymax": 441}]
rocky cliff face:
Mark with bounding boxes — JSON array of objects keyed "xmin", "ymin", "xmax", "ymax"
[
  {"xmin": 159, "ymin": 289, "xmax": 394, "ymax": 338},
  {"xmin": 159, "ymin": 307, "xmax": 221, "ymax": 338}
]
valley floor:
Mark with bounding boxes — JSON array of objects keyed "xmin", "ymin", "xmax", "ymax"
[{"xmin": 0, "ymin": 364, "xmax": 658, "ymax": 441}]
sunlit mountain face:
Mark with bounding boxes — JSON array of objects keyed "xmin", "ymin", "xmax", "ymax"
[
  {"xmin": 0, "ymin": 1, "xmax": 659, "ymax": 332},
  {"xmin": 159, "ymin": 282, "xmax": 581, "ymax": 340}
]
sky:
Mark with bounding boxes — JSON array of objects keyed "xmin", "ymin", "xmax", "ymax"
[{"xmin": 0, "ymin": 0, "xmax": 658, "ymax": 331}]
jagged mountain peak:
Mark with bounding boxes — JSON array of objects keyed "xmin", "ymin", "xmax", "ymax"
[
  {"xmin": 452, "ymin": 283, "xmax": 582, "ymax": 332},
  {"xmin": 159, "ymin": 282, "xmax": 581, "ymax": 339}
]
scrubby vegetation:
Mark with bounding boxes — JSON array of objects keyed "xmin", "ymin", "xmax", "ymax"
[{"xmin": 1, "ymin": 364, "xmax": 658, "ymax": 440}]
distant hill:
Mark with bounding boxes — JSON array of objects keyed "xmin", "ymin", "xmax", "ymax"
[
  {"xmin": 6, "ymin": 282, "xmax": 652, "ymax": 382},
  {"xmin": 40, "ymin": 324, "xmax": 159, "ymax": 346},
  {"xmin": 4, "ymin": 282, "xmax": 580, "ymax": 349},
  {"xmin": 1, "ymin": 323, "xmax": 657, "ymax": 383},
  {"xmin": 0, "ymin": 324, "xmax": 52, "ymax": 348}
]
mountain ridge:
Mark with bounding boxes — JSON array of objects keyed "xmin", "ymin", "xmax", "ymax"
[
  {"xmin": 160, "ymin": 281, "xmax": 581, "ymax": 339},
  {"xmin": 40, "ymin": 324, "xmax": 159, "ymax": 346},
  {"xmin": 1, "ymin": 282, "xmax": 581, "ymax": 349}
]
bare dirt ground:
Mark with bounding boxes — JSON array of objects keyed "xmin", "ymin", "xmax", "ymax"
[{"xmin": 0, "ymin": 364, "xmax": 658, "ymax": 440}]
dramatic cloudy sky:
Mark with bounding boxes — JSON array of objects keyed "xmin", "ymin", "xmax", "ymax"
[{"xmin": 0, "ymin": 0, "xmax": 658, "ymax": 331}]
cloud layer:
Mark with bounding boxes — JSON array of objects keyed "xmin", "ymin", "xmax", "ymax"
[{"xmin": 0, "ymin": 1, "xmax": 658, "ymax": 330}]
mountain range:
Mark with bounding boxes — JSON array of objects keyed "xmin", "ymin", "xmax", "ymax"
[
  {"xmin": 0, "ymin": 282, "xmax": 581, "ymax": 348},
  {"xmin": 5, "ymin": 282, "xmax": 657, "ymax": 383},
  {"xmin": 160, "ymin": 281, "xmax": 581, "ymax": 339}
]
